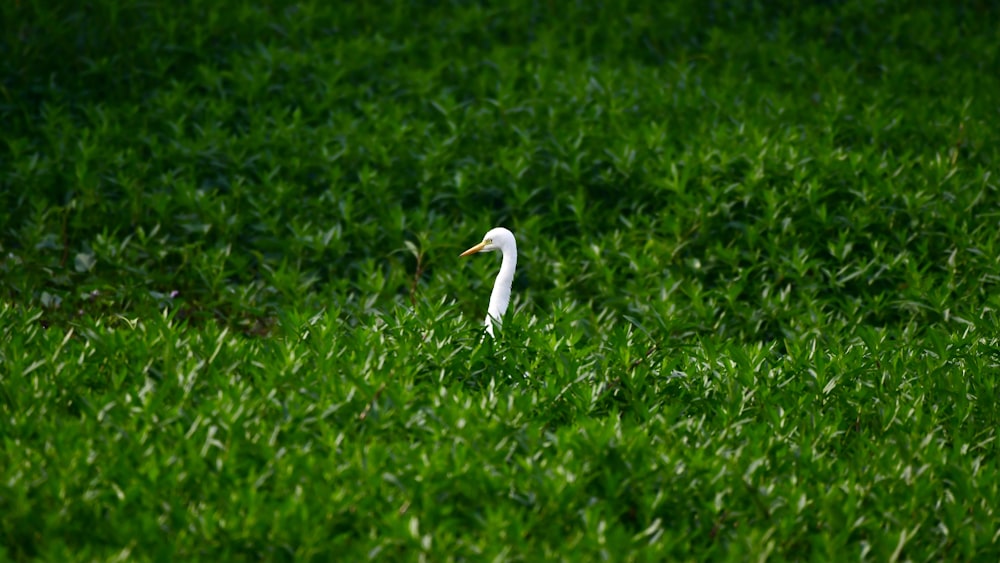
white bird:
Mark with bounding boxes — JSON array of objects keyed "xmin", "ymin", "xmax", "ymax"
[{"xmin": 460, "ymin": 227, "xmax": 518, "ymax": 337}]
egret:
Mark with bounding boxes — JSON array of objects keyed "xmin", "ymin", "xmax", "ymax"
[{"xmin": 460, "ymin": 227, "xmax": 517, "ymax": 337}]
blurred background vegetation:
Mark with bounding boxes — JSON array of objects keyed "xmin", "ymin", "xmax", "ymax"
[{"xmin": 3, "ymin": 0, "xmax": 997, "ymax": 339}]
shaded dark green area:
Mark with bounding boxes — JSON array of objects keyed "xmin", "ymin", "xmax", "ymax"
[{"xmin": 2, "ymin": 0, "xmax": 999, "ymax": 561}]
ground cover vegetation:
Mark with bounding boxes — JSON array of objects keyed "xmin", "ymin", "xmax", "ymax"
[{"xmin": 2, "ymin": 0, "xmax": 999, "ymax": 560}]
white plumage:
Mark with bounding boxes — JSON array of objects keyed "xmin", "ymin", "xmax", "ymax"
[{"xmin": 460, "ymin": 227, "xmax": 518, "ymax": 337}]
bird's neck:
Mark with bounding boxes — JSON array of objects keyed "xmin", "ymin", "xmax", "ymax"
[{"xmin": 487, "ymin": 245, "xmax": 517, "ymax": 323}]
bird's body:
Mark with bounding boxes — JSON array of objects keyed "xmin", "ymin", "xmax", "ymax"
[{"xmin": 460, "ymin": 227, "xmax": 517, "ymax": 337}]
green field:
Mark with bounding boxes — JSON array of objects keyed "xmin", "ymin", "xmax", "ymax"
[{"xmin": 2, "ymin": 1, "xmax": 1000, "ymax": 560}]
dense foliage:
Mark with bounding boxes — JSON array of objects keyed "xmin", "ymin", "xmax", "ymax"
[{"xmin": 2, "ymin": 1, "xmax": 999, "ymax": 560}]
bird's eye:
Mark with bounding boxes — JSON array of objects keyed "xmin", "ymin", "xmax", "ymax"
[{"xmin": 486, "ymin": 239, "xmax": 493, "ymax": 244}]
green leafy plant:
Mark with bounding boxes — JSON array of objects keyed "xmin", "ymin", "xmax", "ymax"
[{"xmin": 2, "ymin": 0, "xmax": 999, "ymax": 560}]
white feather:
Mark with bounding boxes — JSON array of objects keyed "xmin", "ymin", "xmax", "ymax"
[{"xmin": 461, "ymin": 227, "xmax": 518, "ymax": 337}]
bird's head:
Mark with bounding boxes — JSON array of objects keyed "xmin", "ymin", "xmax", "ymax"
[{"xmin": 460, "ymin": 227, "xmax": 516, "ymax": 256}]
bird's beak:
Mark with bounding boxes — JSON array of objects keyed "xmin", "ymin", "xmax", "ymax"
[{"xmin": 460, "ymin": 241, "xmax": 488, "ymax": 257}]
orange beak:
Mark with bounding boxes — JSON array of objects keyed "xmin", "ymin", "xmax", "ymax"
[{"xmin": 459, "ymin": 241, "xmax": 488, "ymax": 257}]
